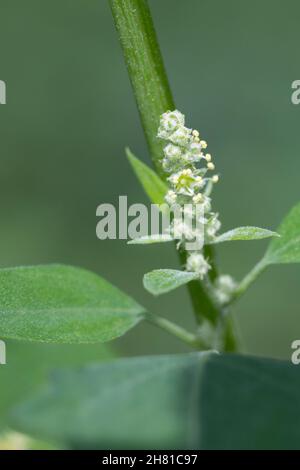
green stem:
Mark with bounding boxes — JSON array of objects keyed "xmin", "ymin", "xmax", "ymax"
[
  {"xmin": 109, "ymin": 0, "xmax": 233, "ymax": 344},
  {"xmin": 109, "ymin": 0, "xmax": 174, "ymax": 178},
  {"xmin": 178, "ymin": 249, "xmax": 219, "ymax": 324},
  {"xmin": 232, "ymin": 258, "xmax": 267, "ymax": 301},
  {"xmin": 145, "ymin": 312, "xmax": 208, "ymax": 350}
]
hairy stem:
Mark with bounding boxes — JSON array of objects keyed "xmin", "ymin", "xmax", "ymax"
[
  {"xmin": 145, "ymin": 312, "xmax": 208, "ymax": 350},
  {"xmin": 109, "ymin": 0, "xmax": 173, "ymax": 178},
  {"xmin": 178, "ymin": 249, "xmax": 219, "ymax": 324}
]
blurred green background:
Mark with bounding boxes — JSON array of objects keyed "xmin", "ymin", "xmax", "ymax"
[{"xmin": 0, "ymin": 0, "xmax": 299, "ymax": 402}]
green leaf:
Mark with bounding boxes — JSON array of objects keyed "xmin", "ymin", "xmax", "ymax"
[
  {"xmin": 10, "ymin": 353, "xmax": 300, "ymax": 450},
  {"xmin": 0, "ymin": 341, "xmax": 114, "ymax": 431},
  {"xmin": 264, "ymin": 202, "xmax": 300, "ymax": 264},
  {"xmin": 126, "ymin": 148, "xmax": 168, "ymax": 205},
  {"xmin": 143, "ymin": 269, "xmax": 198, "ymax": 296},
  {"xmin": 0, "ymin": 264, "xmax": 145, "ymax": 343},
  {"xmin": 200, "ymin": 354, "xmax": 300, "ymax": 450},
  {"xmin": 128, "ymin": 234, "xmax": 173, "ymax": 245},
  {"xmin": 235, "ymin": 203, "xmax": 300, "ymax": 298},
  {"xmin": 10, "ymin": 352, "xmax": 213, "ymax": 449},
  {"xmin": 211, "ymin": 226, "xmax": 279, "ymax": 244}
]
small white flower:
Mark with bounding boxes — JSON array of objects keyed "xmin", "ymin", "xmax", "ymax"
[
  {"xmin": 172, "ymin": 219, "xmax": 195, "ymax": 241},
  {"xmin": 169, "ymin": 168, "xmax": 195, "ymax": 195},
  {"xmin": 186, "ymin": 253, "xmax": 211, "ymax": 278},
  {"xmin": 193, "ymin": 175, "xmax": 205, "ymax": 190},
  {"xmin": 201, "ymin": 196, "xmax": 211, "ymax": 213},
  {"xmin": 184, "ymin": 153, "xmax": 203, "ymax": 165},
  {"xmin": 157, "ymin": 109, "xmax": 222, "ymax": 282},
  {"xmin": 189, "ymin": 142, "xmax": 203, "ymax": 155},
  {"xmin": 185, "ymin": 142, "xmax": 205, "ymax": 163},
  {"xmin": 162, "ymin": 143, "xmax": 184, "ymax": 173},
  {"xmin": 164, "ymin": 143, "xmax": 182, "ymax": 159},
  {"xmin": 169, "ymin": 173, "xmax": 179, "ymax": 185},
  {"xmin": 158, "ymin": 110, "xmax": 185, "ymax": 139},
  {"xmin": 192, "ymin": 193, "xmax": 203, "ymax": 204},
  {"xmin": 181, "ymin": 204, "xmax": 205, "ymax": 223},
  {"xmin": 206, "ymin": 214, "xmax": 221, "ymax": 239},
  {"xmin": 165, "ymin": 190, "xmax": 177, "ymax": 205},
  {"xmin": 168, "ymin": 126, "xmax": 192, "ymax": 146},
  {"xmin": 214, "ymin": 275, "xmax": 237, "ymax": 304},
  {"xmin": 162, "ymin": 158, "xmax": 181, "ymax": 173},
  {"xmin": 193, "ymin": 195, "xmax": 211, "ymax": 213}
]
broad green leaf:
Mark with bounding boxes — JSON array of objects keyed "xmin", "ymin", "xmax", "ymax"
[
  {"xmin": 10, "ymin": 353, "xmax": 300, "ymax": 450},
  {"xmin": 264, "ymin": 202, "xmax": 300, "ymax": 264},
  {"xmin": 199, "ymin": 354, "xmax": 300, "ymax": 449},
  {"xmin": 143, "ymin": 269, "xmax": 198, "ymax": 295},
  {"xmin": 0, "ymin": 265, "xmax": 145, "ymax": 343},
  {"xmin": 126, "ymin": 148, "xmax": 168, "ymax": 205},
  {"xmin": 10, "ymin": 352, "xmax": 213, "ymax": 449},
  {"xmin": 211, "ymin": 226, "xmax": 279, "ymax": 244},
  {"xmin": 128, "ymin": 234, "xmax": 173, "ymax": 245},
  {"xmin": 0, "ymin": 341, "xmax": 113, "ymax": 431}
]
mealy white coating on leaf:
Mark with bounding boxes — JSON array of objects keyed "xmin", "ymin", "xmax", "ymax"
[
  {"xmin": 0, "ymin": 264, "xmax": 145, "ymax": 343},
  {"xmin": 128, "ymin": 234, "xmax": 174, "ymax": 245},
  {"xmin": 211, "ymin": 226, "xmax": 279, "ymax": 244},
  {"xmin": 143, "ymin": 269, "xmax": 199, "ymax": 295}
]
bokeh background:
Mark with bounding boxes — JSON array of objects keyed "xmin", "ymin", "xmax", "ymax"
[{"xmin": 0, "ymin": 0, "xmax": 299, "ymax": 444}]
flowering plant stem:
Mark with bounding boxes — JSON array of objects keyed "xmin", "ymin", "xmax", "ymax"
[
  {"xmin": 145, "ymin": 312, "xmax": 208, "ymax": 349},
  {"xmin": 109, "ymin": 0, "xmax": 237, "ymax": 351},
  {"xmin": 109, "ymin": 0, "xmax": 173, "ymax": 179}
]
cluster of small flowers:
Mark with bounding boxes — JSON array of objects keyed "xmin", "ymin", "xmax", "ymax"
[
  {"xmin": 157, "ymin": 110, "xmax": 221, "ymax": 279},
  {"xmin": 214, "ymin": 275, "xmax": 237, "ymax": 304}
]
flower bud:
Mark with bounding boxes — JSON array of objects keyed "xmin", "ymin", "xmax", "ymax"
[{"xmin": 186, "ymin": 253, "xmax": 211, "ymax": 278}]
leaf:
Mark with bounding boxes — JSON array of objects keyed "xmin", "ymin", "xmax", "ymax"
[
  {"xmin": 10, "ymin": 353, "xmax": 300, "ymax": 450},
  {"xmin": 10, "ymin": 352, "xmax": 213, "ymax": 449},
  {"xmin": 211, "ymin": 226, "xmax": 279, "ymax": 244},
  {"xmin": 0, "ymin": 341, "xmax": 114, "ymax": 431},
  {"xmin": 233, "ymin": 204, "xmax": 300, "ymax": 297},
  {"xmin": 143, "ymin": 269, "xmax": 198, "ymax": 296},
  {"xmin": 128, "ymin": 234, "xmax": 173, "ymax": 245},
  {"xmin": 126, "ymin": 148, "xmax": 168, "ymax": 206},
  {"xmin": 0, "ymin": 264, "xmax": 145, "ymax": 343},
  {"xmin": 199, "ymin": 354, "xmax": 300, "ymax": 450},
  {"xmin": 264, "ymin": 202, "xmax": 300, "ymax": 264}
]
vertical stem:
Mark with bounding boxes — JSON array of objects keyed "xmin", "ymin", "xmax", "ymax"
[
  {"xmin": 109, "ymin": 0, "xmax": 174, "ymax": 178},
  {"xmin": 178, "ymin": 249, "xmax": 219, "ymax": 324},
  {"xmin": 109, "ymin": 0, "xmax": 235, "ymax": 349}
]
